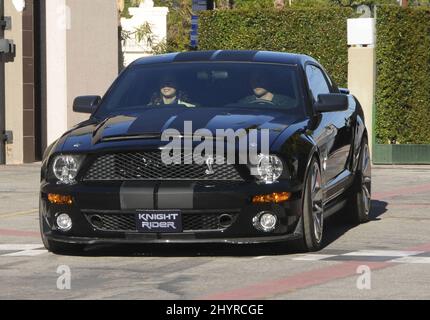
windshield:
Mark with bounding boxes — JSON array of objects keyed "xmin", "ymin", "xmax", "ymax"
[{"xmin": 94, "ymin": 62, "xmax": 305, "ymax": 119}]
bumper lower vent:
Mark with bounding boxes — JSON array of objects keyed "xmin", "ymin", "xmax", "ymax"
[{"xmin": 84, "ymin": 212, "xmax": 238, "ymax": 232}]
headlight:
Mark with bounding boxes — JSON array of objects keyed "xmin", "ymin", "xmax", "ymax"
[
  {"xmin": 52, "ymin": 155, "xmax": 83, "ymax": 184},
  {"xmin": 253, "ymin": 154, "xmax": 284, "ymax": 184}
]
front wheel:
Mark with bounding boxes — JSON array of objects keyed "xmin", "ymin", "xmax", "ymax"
[{"xmin": 294, "ymin": 158, "xmax": 324, "ymax": 252}]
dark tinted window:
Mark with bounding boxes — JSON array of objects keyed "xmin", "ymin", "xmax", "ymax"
[
  {"xmin": 306, "ymin": 65, "xmax": 331, "ymax": 101},
  {"xmin": 94, "ymin": 63, "xmax": 305, "ymax": 119}
]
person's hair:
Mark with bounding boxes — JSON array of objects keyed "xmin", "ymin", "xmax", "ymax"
[
  {"xmin": 250, "ymin": 72, "xmax": 270, "ymax": 87},
  {"xmin": 150, "ymin": 90, "xmax": 191, "ymax": 105}
]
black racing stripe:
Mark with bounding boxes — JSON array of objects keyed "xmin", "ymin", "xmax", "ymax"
[
  {"xmin": 157, "ymin": 182, "xmax": 196, "ymax": 209},
  {"xmin": 154, "ymin": 182, "xmax": 160, "ymax": 210},
  {"xmin": 120, "ymin": 181, "xmax": 156, "ymax": 210},
  {"xmin": 173, "ymin": 51, "xmax": 218, "ymax": 62},
  {"xmin": 213, "ymin": 50, "xmax": 258, "ymax": 62},
  {"xmin": 168, "ymin": 108, "xmax": 221, "ymax": 131},
  {"xmin": 127, "ymin": 109, "xmax": 183, "ymax": 134}
]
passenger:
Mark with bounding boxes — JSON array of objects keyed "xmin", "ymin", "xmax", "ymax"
[
  {"xmin": 240, "ymin": 73, "xmax": 294, "ymax": 107},
  {"xmin": 149, "ymin": 76, "xmax": 195, "ymax": 108}
]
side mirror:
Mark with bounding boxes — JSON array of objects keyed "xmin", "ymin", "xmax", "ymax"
[
  {"xmin": 314, "ymin": 94, "xmax": 348, "ymax": 113},
  {"xmin": 339, "ymin": 87, "xmax": 350, "ymax": 95},
  {"xmin": 73, "ymin": 95, "xmax": 101, "ymax": 114}
]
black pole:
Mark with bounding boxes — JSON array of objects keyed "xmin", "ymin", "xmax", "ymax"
[
  {"xmin": 0, "ymin": 0, "xmax": 6, "ymax": 164},
  {"xmin": 35, "ymin": 0, "xmax": 46, "ymax": 160},
  {"xmin": 207, "ymin": 0, "xmax": 214, "ymax": 10}
]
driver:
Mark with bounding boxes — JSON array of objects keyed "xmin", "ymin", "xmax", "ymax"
[
  {"xmin": 149, "ymin": 76, "xmax": 195, "ymax": 107},
  {"xmin": 239, "ymin": 73, "xmax": 293, "ymax": 107}
]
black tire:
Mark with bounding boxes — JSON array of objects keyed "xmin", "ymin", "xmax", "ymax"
[
  {"xmin": 39, "ymin": 207, "xmax": 85, "ymax": 255},
  {"xmin": 294, "ymin": 157, "xmax": 324, "ymax": 252},
  {"xmin": 346, "ymin": 136, "xmax": 372, "ymax": 224}
]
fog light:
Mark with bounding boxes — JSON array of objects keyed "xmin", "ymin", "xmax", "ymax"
[
  {"xmin": 253, "ymin": 211, "xmax": 277, "ymax": 232},
  {"xmin": 48, "ymin": 194, "xmax": 73, "ymax": 205},
  {"xmin": 56, "ymin": 213, "xmax": 72, "ymax": 232}
]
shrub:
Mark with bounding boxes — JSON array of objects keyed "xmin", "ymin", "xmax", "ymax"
[
  {"xmin": 199, "ymin": 8, "xmax": 355, "ymax": 87},
  {"xmin": 375, "ymin": 5, "xmax": 430, "ymax": 144}
]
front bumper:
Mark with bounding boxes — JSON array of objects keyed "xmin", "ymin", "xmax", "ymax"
[
  {"xmin": 44, "ymin": 232, "xmax": 303, "ymax": 245},
  {"xmin": 40, "ymin": 180, "xmax": 304, "ymax": 245}
]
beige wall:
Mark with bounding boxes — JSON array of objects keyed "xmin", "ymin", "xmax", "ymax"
[
  {"xmin": 66, "ymin": 0, "xmax": 118, "ymax": 128},
  {"xmin": 45, "ymin": 0, "xmax": 118, "ymax": 147},
  {"xmin": 4, "ymin": 0, "xmax": 118, "ymax": 164},
  {"xmin": 348, "ymin": 47, "xmax": 376, "ymax": 154},
  {"xmin": 4, "ymin": 2, "xmax": 23, "ymax": 164},
  {"xmin": 46, "ymin": 0, "xmax": 68, "ymax": 146}
]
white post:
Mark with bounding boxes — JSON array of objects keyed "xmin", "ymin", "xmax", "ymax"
[
  {"xmin": 45, "ymin": 0, "xmax": 68, "ymax": 145},
  {"xmin": 347, "ymin": 18, "xmax": 376, "ymax": 156}
]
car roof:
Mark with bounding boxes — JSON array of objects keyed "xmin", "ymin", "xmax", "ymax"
[{"xmin": 132, "ymin": 50, "xmax": 317, "ymax": 67}]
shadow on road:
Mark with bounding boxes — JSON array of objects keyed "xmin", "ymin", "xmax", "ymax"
[
  {"xmin": 369, "ymin": 199, "xmax": 388, "ymax": 221},
  {"xmin": 69, "ymin": 200, "xmax": 389, "ymax": 258},
  {"xmin": 321, "ymin": 199, "xmax": 388, "ymax": 248}
]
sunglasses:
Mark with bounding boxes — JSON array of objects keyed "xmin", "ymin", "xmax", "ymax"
[{"xmin": 160, "ymin": 81, "xmax": 176, "ymax": 88}]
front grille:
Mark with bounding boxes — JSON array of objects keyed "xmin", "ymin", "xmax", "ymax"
[
  {"xmin": 84, "ymin": 212, "xmax": 238, "ymax": 232},
  {"xmin": 183, "ymin": 214, "xmax": 221, "ymax": 231},
  {"xmin": 83, "ymin": 151, "xmax": 244, "ymax": 181}
]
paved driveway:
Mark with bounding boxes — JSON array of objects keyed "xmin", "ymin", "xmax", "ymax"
[{"xmin": 0, "ymin": 164, "xmax": 429, "ymax": 299}]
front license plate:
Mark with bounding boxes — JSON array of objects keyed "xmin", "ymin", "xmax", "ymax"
[{"xmin": 135, "ymin": 210, "xmax": 182, "ymax": 233}]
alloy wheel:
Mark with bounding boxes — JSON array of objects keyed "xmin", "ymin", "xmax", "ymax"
[
  {"xmin": 311, "ymin": 162, "xmax": 324, "ymax": 243},
  {"xmin": 361, "ymin": 144, "xmax": 372, "ymax": 216}
]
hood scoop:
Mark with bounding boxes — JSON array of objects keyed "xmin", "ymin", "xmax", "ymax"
[{"xmin": 100, "ymin": 133, "xmax": 162, "ymax": 142}]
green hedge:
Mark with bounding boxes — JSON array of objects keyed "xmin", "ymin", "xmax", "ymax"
[
  {"xmin": 375, "ymin": 6, "xmax": 430, "ymax": 144},
  {"xmin": 199, "ymin": 8, "xmax": 355, "ymax": 87}
]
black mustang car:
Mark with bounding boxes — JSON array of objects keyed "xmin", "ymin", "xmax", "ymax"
[{"xmin": 40, "ymin": 50, "xmax": 371, "ymax": 254}]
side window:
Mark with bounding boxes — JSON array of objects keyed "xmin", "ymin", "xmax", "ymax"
[{"xmin": 306, "ymin": 65, "xmax": 331, "ymax": 102}]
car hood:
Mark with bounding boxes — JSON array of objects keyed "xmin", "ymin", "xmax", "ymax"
[{"xmin": 60, "ymin": 107, "xmax": 305, "ymax": 153}]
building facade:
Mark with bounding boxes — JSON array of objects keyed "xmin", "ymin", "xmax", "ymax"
[{"xmin": 1, "ymin": 0, "xmax": 118, "ymax": 164}]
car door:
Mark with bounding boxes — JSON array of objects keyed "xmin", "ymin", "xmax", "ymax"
[{"xmin": 305, "ymin": 63, "xmax": 353, "ymax": 186}]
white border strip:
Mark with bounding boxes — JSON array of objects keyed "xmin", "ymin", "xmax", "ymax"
[
  {"xmin": 292, "ymin": 254, "xmax": 336, "ymax": 261},
  {"xmin": 389, "ymin": 257, "xmax": 430, "ymax": 264},
  {"xmin": 0, "ymin": 244, "xmax": 43, "ymax": 251},
  {"xmin": 2, "ymin": 250, "xmax": 48, "ymax": 257},
  {"xmin": 342, "ymin": 250, "xmax": 424, "ymax": 257}
]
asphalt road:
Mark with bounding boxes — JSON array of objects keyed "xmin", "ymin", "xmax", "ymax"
[{"xmin": 0, "ymin": 164, "xmax": 429, "ymax": 300}]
